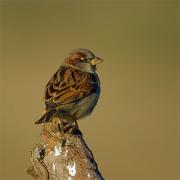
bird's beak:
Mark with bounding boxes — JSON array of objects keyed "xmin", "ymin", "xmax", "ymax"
[{"xmin": 91, "ymin": 57, "xmax": 104, "ymax": 65}]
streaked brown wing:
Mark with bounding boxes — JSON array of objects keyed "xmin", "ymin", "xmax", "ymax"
[{"xmin": 44, "ymin": 66, "xmax": 98, "ymax": 109}]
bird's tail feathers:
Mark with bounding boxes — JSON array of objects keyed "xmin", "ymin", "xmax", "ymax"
[{"xmin": 35, "ymin": 109, "xmax": 58, "ymax": 124}]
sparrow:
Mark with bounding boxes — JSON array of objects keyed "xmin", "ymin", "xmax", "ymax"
[{"xmin": 35, "ymin": 48, "xmax": 103, "ymax": 131}]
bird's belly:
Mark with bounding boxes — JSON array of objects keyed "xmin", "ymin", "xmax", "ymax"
[
  {"xmin": 72, "ymin": 92, "xmax": 99, "ymax": 119},
  {"xmin": 58, "ymin": 92, "xmax": 100, "ymax": 121}
]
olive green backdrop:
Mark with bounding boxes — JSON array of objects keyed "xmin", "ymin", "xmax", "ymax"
[{"xmin": 0, "ymin": 1, "xmax": 179, "ymax": 180}]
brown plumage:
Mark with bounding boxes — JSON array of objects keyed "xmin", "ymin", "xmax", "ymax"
[{"xmin": 35, "ymin": 48, "xmax": 103, "ymax": 124}]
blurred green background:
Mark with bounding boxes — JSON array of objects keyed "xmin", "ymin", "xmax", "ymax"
[{"xmin": 0, "ymin": 1, "xmax": 179, "ymax": 180}]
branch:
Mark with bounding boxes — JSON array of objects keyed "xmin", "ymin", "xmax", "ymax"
[{"xmin": 27, "ymin": 117, "xmax": 104, "ymax": 180}]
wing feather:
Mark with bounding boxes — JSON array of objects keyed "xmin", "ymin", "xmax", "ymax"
[{"xmin": 44, "ymin": 66, "xmax": 98, "ymax": 109}]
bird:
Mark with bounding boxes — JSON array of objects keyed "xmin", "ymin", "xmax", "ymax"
[{"xmin": 35, "ymin": 48, "xmax": 103, "ymax": 133}]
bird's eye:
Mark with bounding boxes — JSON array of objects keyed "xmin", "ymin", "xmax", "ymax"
[
  {"xmin": 86, "ymin": 57, "xmax": 93, "ymax": 62},
  {"xmin": 80, "ymin": 57, "xmax": 93, "ymax": 63}
]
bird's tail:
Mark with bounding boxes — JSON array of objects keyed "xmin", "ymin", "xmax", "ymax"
[{"xmin": 35, "ymin": 109, "xmax": 58, "ymax": 124}]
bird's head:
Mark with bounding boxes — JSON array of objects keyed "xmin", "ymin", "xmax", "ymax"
[{"xmin": 65, "ymin": 48, "xmax": 103, "ymax": 73}]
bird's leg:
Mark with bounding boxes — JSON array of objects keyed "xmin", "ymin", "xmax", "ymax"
[
  {"xmin": 68, "ymin": 120, "xmax": 79, "ymax": 134},
  {"xmin": 56, "ymin": 117, "xmax": 66, "ymax": 146},
  {"xmin": 75, "ymin": 120, "xmax": 79, "ymax": 130},
  {"xmin": 58, "ymin": 121, "xmax": 64, "ymax": 137}
]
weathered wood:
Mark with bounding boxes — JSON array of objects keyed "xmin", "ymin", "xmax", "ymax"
[{"xmin": 27, "ymin": 118, "xmax": 104, "ymax": 180}]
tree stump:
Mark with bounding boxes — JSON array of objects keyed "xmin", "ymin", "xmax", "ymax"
[{"xmin": 27, "ymin": 117, "xmax": 104, "ymax": 180}]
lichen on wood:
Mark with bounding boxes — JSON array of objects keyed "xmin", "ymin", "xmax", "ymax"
[{"xmin": 27, "ymin": 117, "xmax": 104, "ymax": 180}]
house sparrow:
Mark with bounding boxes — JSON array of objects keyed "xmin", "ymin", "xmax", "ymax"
[{"xmin": 35, "ymin": 48, "xmax": 103, "ymax": 131}]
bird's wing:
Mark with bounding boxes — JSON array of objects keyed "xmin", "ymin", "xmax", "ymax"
[{"xmin": 44, "ymin": 65, "xmax": 98, "ymax": 109}]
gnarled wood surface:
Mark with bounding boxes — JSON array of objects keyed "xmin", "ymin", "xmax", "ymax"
[{"xmin": 27, "ymin": 118, "xmax": 104, "ymax": 180}]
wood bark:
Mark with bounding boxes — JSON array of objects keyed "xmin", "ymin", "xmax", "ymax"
[{"xmin": 27, "ymin": 117, "xmax": 104, "ymax": 180}]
